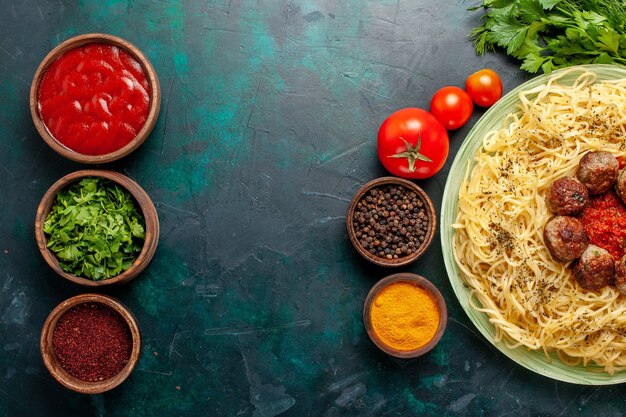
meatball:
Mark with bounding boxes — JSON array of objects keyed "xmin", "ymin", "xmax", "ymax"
[
  {"xmin": 545, "ymin": 177, "xmax": 588, "ymax": 215},
  {"xmin": 543, "ymin": 216, "xmax": 589, "ymax": 262},
  {"xmin": 614, "ymin": 254, "xmax": 626, "ymax": 295},
  {"xmin": 572, "ymin": 245, "xmax": 615, "ymax": 290},
  {"xmin": 615, "ymin": 168, "xmax": 626, "ymax": 205},
  {"xmin": 576, "ymin": 151, "xmax": 618, "ymax": 195}
]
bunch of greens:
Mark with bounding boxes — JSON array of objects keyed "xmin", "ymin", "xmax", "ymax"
[
  {"xmin": 43, "ymin": 177, "xmax": 145, "ymax": 280},
  {"xmin": 470, "ymin": 0, "xmax": 626, "ymax": 73}
]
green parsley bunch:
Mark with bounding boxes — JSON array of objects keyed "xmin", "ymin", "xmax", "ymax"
[{"xmin": 471, "ymin": 0, "xmax": 626, "ymax": 73}]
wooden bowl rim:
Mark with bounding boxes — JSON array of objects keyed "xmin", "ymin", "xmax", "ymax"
[
  {"xmin": 346, "ymin": 177, "xmax": 436, "ymax": 267},
  {"xmin": 35, "ymin": 169, "xmax": 159, "ymax": 286},
  {"xmin": 40, "ymin": 293, "xmax": 141, "ymax": 394},
  {"xmin": 29, "ymin": 33, "xmax": 161, "ymax": 164},
  {"xmin": 363, "ymin": 273, "xmax": 448, "ymax": 358}
]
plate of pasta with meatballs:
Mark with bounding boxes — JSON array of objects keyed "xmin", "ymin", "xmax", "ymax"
[{"xmin": 441, "ymin": 65, "xmax": 626, "ymax": 384}]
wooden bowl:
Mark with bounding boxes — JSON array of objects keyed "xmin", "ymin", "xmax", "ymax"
[
  {"xmin": 40, "ymin": 293, "xmax": 141, "ymax": 394},
  {"xmin": 346, "ymin": 177, "xmax": 436, "ymax": 267},
  {"xmin": 35, "ymin": 169, "xmax": 159, "ymax": 286},
  {"xmin": 363, "ymin": 273, "xmax": 447, "ymax": 358},
  {"xmin": 30, "ymin": 33, "xmax": 161, "ymax": 164}
]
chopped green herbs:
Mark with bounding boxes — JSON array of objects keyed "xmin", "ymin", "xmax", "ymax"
[
  {"xmin": 43, "ymin": 177, "xmax": 145, "ymax": 280},
  {"xmin": 470, "ymin": 0, "xmax": 626, "ymax": 73}
]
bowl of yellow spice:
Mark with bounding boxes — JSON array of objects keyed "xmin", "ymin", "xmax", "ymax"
[{"xmin": 363, "ymin": 273, "xmax": 447, "ymax": 358}]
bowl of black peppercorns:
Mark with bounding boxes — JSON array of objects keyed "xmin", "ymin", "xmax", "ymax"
[{"xmin": 346, "ymin": 177, "xmax": 436, "ymax": 267}]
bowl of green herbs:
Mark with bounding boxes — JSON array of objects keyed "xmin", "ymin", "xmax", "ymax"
[{"xmin": 35, "ymin": 170, "xmax": 159, "ymax": 286}]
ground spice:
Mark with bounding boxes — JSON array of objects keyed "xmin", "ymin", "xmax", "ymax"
[
  {"xmin": 370, "ymin": 281, "xmax": 440, "ymax": 351},
  {"xmin": 488, "ymin": 221, "xmax": 515, "ymax": 254},
  {"xmin": 353, "ymin": 184, "xmax": 430, "ymax": 260},
  {"xmin": 52, "ymin": 302, "xmax": 132, "ymax": 382}
]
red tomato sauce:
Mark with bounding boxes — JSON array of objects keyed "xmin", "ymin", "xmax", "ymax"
[
  {"xmin": 580, "ymin": 191, "xmax": 626, "ymax": 260},
  {"xmin": 38, "ymin": 43, "xmax": 150, "ymax": 155}
]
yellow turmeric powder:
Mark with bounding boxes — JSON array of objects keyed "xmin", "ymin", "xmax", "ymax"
[{"xmin": 370, "ymin": 281, "xmax": 440, "ymax": 351}]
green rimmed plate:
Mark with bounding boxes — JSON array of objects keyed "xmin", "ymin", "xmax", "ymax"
[{"xmin": 440, "ymin": 64, "xmax": 626, "ymax": 385}]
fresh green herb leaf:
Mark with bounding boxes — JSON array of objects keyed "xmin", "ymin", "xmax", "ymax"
[
  {"xmin": 43, "ymin": 177, "xmax": 145, "ymax": 280},
  {"xmin": 518, "ymin": 0, "xmax": 546, "ymax": 24},
  {"xmin": 595, "ymin": 52, "xmax": 614, "ymax": 64},
  {"xmin": 520, "ymin": 53, "xmax": 546, "ymax": 73},
  {"xmin": 596, "ymin": 28, "xmax": 621, "ymax": 54},
  {"xmin": 541, "ymin": 58, "xmax": 557, "ymax": 73},
  {"xmin": 538, "ymin": 0, "xmax": 560, "ymax": 10}
]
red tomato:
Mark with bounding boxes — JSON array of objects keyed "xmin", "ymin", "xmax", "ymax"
[
  {"xmin": 377, "ymin": 108, "xmax": 449, "ymax": 179},
  {"xmin": 429, "ymin": 86, "xmax": 473, "ymax": 130},
  {"xmin": 465, "ymin": 68, "xmax": 503, "ymax": 107}
]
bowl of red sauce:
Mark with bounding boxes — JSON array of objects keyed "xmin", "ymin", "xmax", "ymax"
[
  {"xmin": 40, "ymin": 293, "xmax": 141, "ymax": 394},
  {"xmin": 30, "ymin": 33, "xmax": 161, "ymax": 164}
]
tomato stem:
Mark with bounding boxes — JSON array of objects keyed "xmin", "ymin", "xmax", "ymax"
[{"xmin": 388, "ymin": 136, "xmax": 432, "ymax": 172}]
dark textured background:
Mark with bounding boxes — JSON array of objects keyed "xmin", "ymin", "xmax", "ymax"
[{"xmin": 1, "ymin": 1, "xmax": 624, "ymax": 416}]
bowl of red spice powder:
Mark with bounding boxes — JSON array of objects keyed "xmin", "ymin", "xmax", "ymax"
[
  {"xmin": 30, "ymin": 33, "xmax": 161, "ymax": 164},
  {"xmin": 40, "ymin": 293, "xmax": 141, "ymax": 394},
  {"xmin": 363, "ymin": 273, "xmax": 447, "ymax": 358},
  {"xmin": 347, "ymin": 177, "xmax": 436, "ymax": 267}
]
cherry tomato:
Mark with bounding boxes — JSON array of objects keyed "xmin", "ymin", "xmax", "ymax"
[
  {"xmin": 429, "ymin": 86, "xmax": 473, "ymax": 130},
  {"xmin": 377, "ymin": 108, "xmax": 449, "ymax": 179},
  {"xmin": 465, "ymin": 68, "xmax": 503, "ymax": 107}
]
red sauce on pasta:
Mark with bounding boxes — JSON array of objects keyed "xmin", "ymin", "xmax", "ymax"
[{"xmin": 580, "ymin": 191, "xmax": 626, "ymax": 259}]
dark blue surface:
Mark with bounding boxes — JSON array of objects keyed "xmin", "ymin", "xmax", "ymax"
[{"xmin": 1, "ymin": 1, "xmax": 624, "ymax": 416}]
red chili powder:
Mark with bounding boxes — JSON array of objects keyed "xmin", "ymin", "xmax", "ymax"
[
  {"xmin": 38, "ymin": 43, "xmax": 150, "ymax": 155},
  {"xmin": 52, "ymin": 302, "xmax": 132, "ymax": 382},
  {"xmin": 580, "ymin": 191, "xmax": 626, "ymax": 260}
]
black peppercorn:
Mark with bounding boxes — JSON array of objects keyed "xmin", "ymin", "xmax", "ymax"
[{"xmin": 352, "ymin": 184, "xmax": 431, "ymax": 261}]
